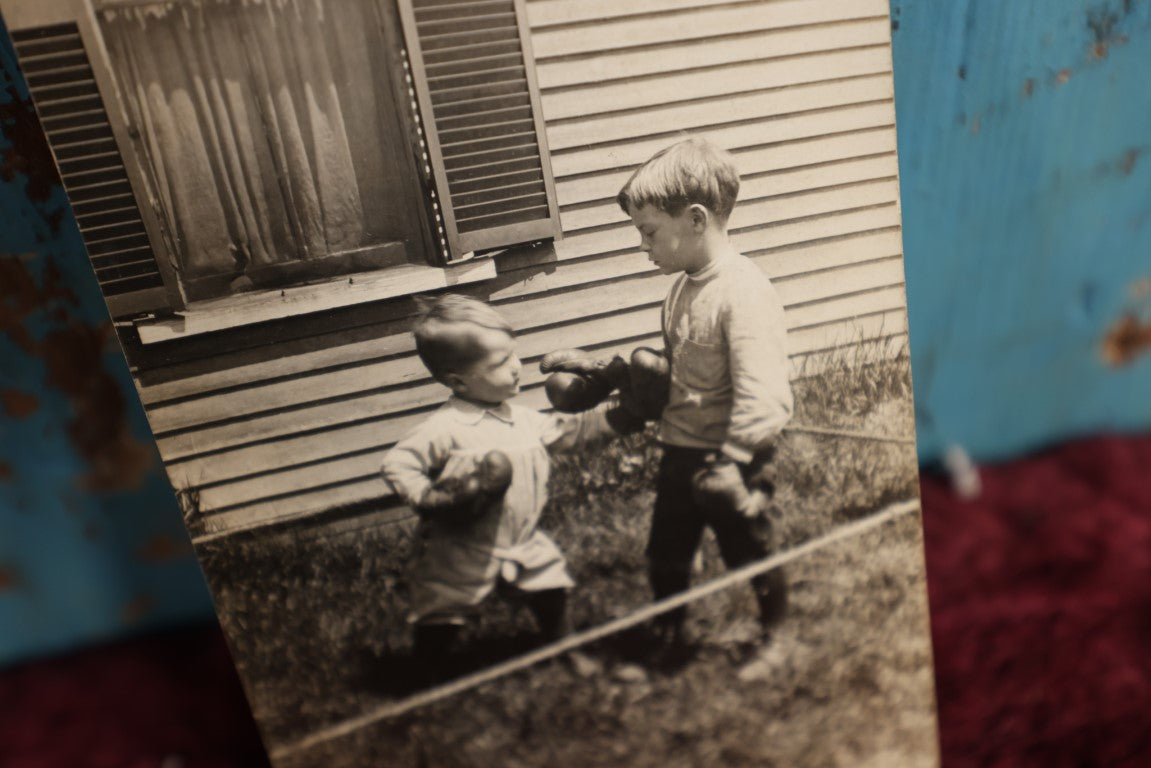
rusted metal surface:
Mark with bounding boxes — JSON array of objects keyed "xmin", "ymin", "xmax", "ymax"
[
  {"xmin": 894, "ymin": 0, "xmax": 1151, "ymax": 460},
  {"xmin": 0, "ymin": 19, "xmax": 212, "ymax": 667}
]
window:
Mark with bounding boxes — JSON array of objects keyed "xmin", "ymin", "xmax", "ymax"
[{"xmin": 7, "ymin": 0, "xmax": 560, "ymax": 318}]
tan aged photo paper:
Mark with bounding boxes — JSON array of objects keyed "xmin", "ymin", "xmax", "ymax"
[{"xmin": 2, "ymin": 0, "xmax": 940, "ymax": 765}]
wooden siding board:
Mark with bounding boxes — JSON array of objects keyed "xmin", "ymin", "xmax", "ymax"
[
  {"xmin": 187, "ymin": 307, "xmax": 905, "ymax": 517},
  {"xmin": 157, "ymin": 279, "xmax": 908, "ymax": 466},
  {"xmin": 555, "ymin": 127, "xmax": 897, "ymax": 207},
  {"xmin": 562, "ymin": 161, "xmax": 899, "ymax": 232},
  {"xmin": 548, "ymin": 101, "xmax": 896, "ymax": 176},
  {"xmin": 527, "ymin": 0, "xmax": 745, "ymax": 28},
  {"xmin": 539, "ymin": 46, "xmax": 892, "ymax": 121},
  {"xmin": 494, "ymin": 206, "xmax": 902, "ymax": 302},
  {"xmin": 154, "ymin": 305, "xmax": 664, "ymax": 459},
  {"xmin": 193, "ymin": 329, "xmax": 916, "ymax": 529},
  {"xmin": 552, "ymin": 193, "xmax": 902, "ymax": 265},
  {"xmin": 527, "ymin": 0, "xmax": 890, "ymax": 59},
  {"xmin": 533, "ymin": 17, "xmax": 891, "ymax": 90},
  {"xmin": 543, "ymin": 74, "xmax": 894, "ymax": 152}
]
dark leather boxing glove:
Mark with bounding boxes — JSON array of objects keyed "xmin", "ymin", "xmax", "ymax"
[
  {"xmin": 417, "ymin": 450, "xmax": 513, "ymax": 525},
  {"xmin": 621, "ymin": 346, "xmax": 670, "ymax": 421},
  {"xmin": 541, "ymin": 349, "xmax": 629, "ymax": 413}
]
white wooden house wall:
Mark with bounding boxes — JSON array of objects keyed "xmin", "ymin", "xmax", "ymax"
[{"xmin": 13, "ymin": 0, "xmax": 910, "ymax": 536}]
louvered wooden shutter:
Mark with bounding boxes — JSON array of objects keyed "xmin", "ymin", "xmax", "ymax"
[
  {"xmin": 9, "ymin": 22, "xmax": 178, "ymax": 318},
  {"xmin": 397, "ymin": 0, "xmax": 560, "ymax": 260}
]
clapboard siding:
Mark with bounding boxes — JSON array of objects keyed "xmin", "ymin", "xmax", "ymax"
[
  {"xmin": 155, "ymin": 256, "xmax": 907, "ymax": 480},
  {"xmin": 533, "ymin": 17, "xmax": 891, "ymax": 90},
  {"xmin": 550, "ymin": 100, "xmax": 895, "ymax": 178},
  {"xmin": 185, "ymin": 306, "xmax": 907, "ymax": 518},
  {"xmin": 142, "ymin": 224, "xmax": 904, "ymax": 408},
  {"xmin": 527, "ymin": 0, "xmax": 888, "ymax": 57},
  {"xmin": 556, "ymin": 126, "xmax": 897, "ymax": 206},
  {"xmin": 545, "ymin": 74, "xmax": 894, "ymax": 151},
  {"xmin": 143, "ymin": 231, "xmax": 902, "ymax": 435},
  {"xmin": 115, "ymin": 0, "xmax": 908, "ymax": 533},
  {"xmin": 539, "ymin": 46, "xmax": 892, "ymax": 121}
]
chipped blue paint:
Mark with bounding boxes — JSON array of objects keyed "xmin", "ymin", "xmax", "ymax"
[
  {"xmin": 0, "ymin": 20, "xmax": 213, "ymax": 667},
  {"xmin": 893, "ymin": 0, "xmax": 1151, "ymax": 462}
]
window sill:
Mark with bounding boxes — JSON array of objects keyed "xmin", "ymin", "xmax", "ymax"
[{"xmin": 132, "ymin": 258, "xmax": 497, "ymax": 345}]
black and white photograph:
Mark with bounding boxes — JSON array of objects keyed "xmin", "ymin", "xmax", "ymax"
[{"xmin": 3, "ymin": 0, "xmax": 940, "ymax": 765}]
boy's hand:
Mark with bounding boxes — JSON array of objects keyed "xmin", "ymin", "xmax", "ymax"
[
  {"xmin": 541, "ymin": 349, "xmax": 628, "ymax": 412},
  {"xmin": 691, "ymin": 457, "xmax": 768, "ymax": 519},
  {"xmin": 417, "ymin": 450, "xmax": 513, "ymax": 525}
]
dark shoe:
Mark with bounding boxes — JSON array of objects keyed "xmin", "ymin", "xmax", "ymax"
[
  {"xmin": 754, "ymin": 568, "xmax": 788, "ymax": 630},
  {"xmin": 643, "ymin": 621, "xmax": 697, "ymax": 673}
]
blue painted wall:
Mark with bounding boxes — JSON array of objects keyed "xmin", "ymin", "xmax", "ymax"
[
  {"xmin": 2, "ymin": 0, "xmax": 1151, "ymax": 664},
  {"xmin": 0, "ymin": 21, "xmax": 214, "ymax": 666},
  {"xmin": 893, "ymin": 0, "xmax": 1151, "ymax": 462}
]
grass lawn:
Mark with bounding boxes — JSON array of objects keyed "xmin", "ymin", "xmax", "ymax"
[{"xmin": 196, "ymin": 342, "xmax": 938, "ymax": 766}]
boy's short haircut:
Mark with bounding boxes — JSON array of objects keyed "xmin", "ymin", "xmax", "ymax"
[
  {"xmin": 616, "ymin": 136, "xmax": 740, "ymax": 221},
  {"xmin": 412, "ymin": 294, "xmax": 513, "ymax": 381}
]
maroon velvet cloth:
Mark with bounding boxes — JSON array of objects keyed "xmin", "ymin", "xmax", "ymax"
[
  {"xmin": 922, "ymin": 433, "xmax": 1151, "ymax": 768},
  {"xmin": 0, "ymin": 625, "xmax": 269, "ymax": 768},
  {"xmin": 3, "ymin": 434, "xmax": 1150, "ymax": 767}
]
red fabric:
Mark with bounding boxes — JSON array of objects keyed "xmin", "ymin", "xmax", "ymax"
[
  {"xmin": 3, "ymin": 434, "xmax": 1150, "ymax": 767},
  {"xmin": 0, "ymin": 625, "xmax": 269, "ymax": 768},
  {"xmin": 923, "ymin": 433, "xmax": 1151, "ymax": 768}
]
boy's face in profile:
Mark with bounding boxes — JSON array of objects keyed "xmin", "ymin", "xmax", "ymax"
[
  {"xmin": 627, "ymin": 202, "xmax": 705, "ymax": 275},
  {"xmin": 447, "ymin": 326, "xmax": 522, "ymax": 406}
]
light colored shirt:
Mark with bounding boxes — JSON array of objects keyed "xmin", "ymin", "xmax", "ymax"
[
  {"xmin": 659, "ymin": 252, "xmax": 793, "ymax": 463},
  {"xmin": 381, "ymin": 396, "xmax": 613, "ymax": 622}
]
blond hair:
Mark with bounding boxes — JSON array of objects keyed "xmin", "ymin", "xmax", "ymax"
[{"xmin": 617, "ymin": 136, "xmax": 740, "ymax": 221}]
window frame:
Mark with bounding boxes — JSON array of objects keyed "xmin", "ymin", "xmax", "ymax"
[{"xmin": 4, "ymin": 0, "xmax": 562, "ymax": 327}]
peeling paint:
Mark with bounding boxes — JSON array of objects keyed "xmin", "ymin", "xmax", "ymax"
[
  {"xmin": 0, "ymin": 253, "xmax": 153, "ymax": 491},
  {"xmin": 1086, "ymin": 4, "xmax": 1131, "ymax": 59},
  {"xmin": 0, "ymin": 566, "xmax": 20, "ymax": 591},
  {"xmin": 1101, "ymin": 312, "xmax": 1151, "ymax": 366},
  {"xmin": 0, "ymin": 388, "xmax": 38, "ymax": 418},
  {"xmin": 1118, "ymin": 149, "xmax": 1138, "ymax": 175},
  {"xmin": 1056, "ymin": 68, "xmax": 1073, "ymax": 85}
]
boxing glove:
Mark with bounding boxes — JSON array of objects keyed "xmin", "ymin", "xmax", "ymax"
[
  {"xmin": 417, "ymin": 450, "xmax": 513, "ymax": 525},
  {"xmin": 541, "ymin": 349, "xmax": 629, "ymax": 413},
  {"xmin": 690, "ymin": 457, "xmax": 768, "ymax": 519},
  {"xmin": 619, "ymin": 346, "xmax": 670, "ymax": 421}
]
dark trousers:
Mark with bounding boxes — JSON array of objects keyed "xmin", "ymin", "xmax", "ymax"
[{"xmin": 647, "ymin": 446, "xmax": 786, "ymax": 634}]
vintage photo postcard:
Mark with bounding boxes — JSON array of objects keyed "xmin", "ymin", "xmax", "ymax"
[{"xmin": 3, "ymin": 0, "xmax": 940, "ymax": 764}]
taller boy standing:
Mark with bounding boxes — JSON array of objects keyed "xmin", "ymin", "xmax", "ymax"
[{"xmin": 618, "ymin": 137, "xmax": 794, "ymax": 653}]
